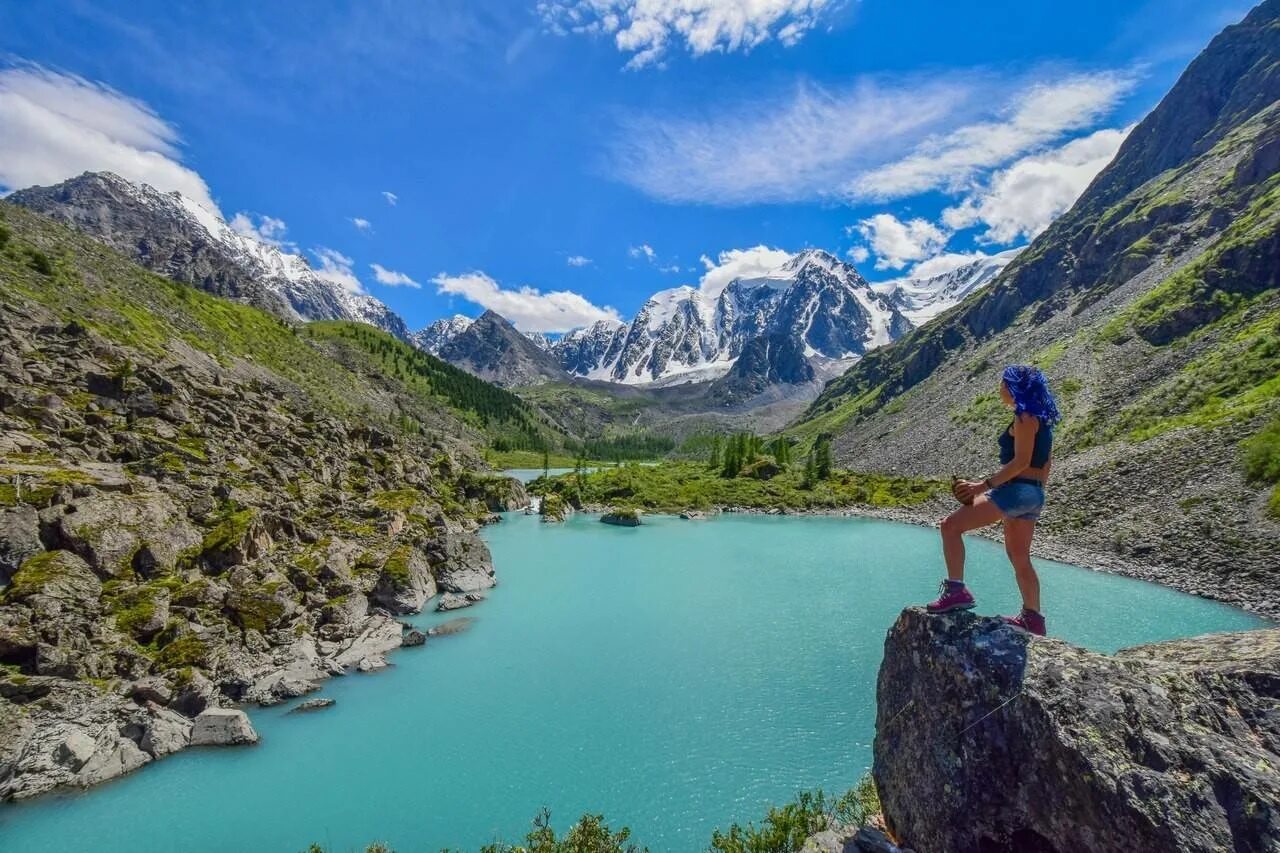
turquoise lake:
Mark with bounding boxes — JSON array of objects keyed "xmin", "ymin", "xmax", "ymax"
[{"xmin": 0, "ymin": 511, "xmax": 1270, "ymax": 852}]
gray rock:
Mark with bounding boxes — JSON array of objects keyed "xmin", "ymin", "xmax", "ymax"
[
  {"xmin": 51, "ymin": 491, "xmax": 201, "ymax": 579},
  {"xmin": 427, "ymin": 616, "xmax": 475, "ymax": 637},
  {"xmin": 601, "ymin": 509, "xmax": 642, "ymax": 527},
  {"xmin": 874, "ymin": 608, "xmax": 1280, "ymax": 853},
  {"xmin": 190, "ymin": 708, "xmax": 259, "ymax": 746},
  {"xmin": 288, "ymin": 697, "xmax": 335, "ymax": 714},
  {"xmin": 129, "ymin": 676, "xmax": 173, "ymax": 706},
  {"xmin": 430, "ymin": 531, "xmax": 496, "ymax": 593},
  {"xmin": 75, "ymin": 735, "xmax": 151, "ymax": 787},
  {"xmin": 55, "ymin": 729, "xmax": 97, "ymax": 770},
  {"xmin": 0, "ymin": 505, "xmax": 42, "ymax": 585},
  {"xmin": 139, "ymin": 707, "xmax": 192, "ymax": 758},
  {"xmin": 401, "ymin": 628, "xmax": 426, "ymax": 647},
  {"xmin": 369, "ymin": 545, "xmax": 437, "ymax": 615},
  {"xmin": 435, "ymin": 591, "xmax": 486, "ymax": 612}
]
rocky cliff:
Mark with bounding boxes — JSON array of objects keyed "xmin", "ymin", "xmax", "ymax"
[
  {"xmin": 792, "ymin": 2, "xmax": 1280, "ymax": 615},
  {"xmin": 874, "ymin": 609, "xmax": 1280, "ymax": 852},
  {"xmin": 0, "ymin": 203, "xmax": 519, "ymax": 800}
]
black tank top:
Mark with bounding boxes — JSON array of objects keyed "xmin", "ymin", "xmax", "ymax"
[{"xmin": 998, "ymin": 419, "xmax": 1053, "ymax": 467}]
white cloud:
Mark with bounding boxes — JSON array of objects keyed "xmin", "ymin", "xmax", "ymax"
[
  {"xmin": 846, "ymin": 245, "xmax": 869, "ymax": 264},
  {"xmin": 431, "ymin": 271, "xmax": 622, "ymax": 333},
  {"xmin": 311, "ymin": 247, "xmax": 364, "ymax": 295},
  {"xmin": 856, "ymin": 214, "xmax": 950, "ymax": 271},
  {"xmin": 537, "ymin": 0, "xmax": 839, "ymax": 69},
  {"xmin": 629, "ymin": 243, "xmax": 657, "ymax": 261},
  {"xmin": 697, "ymin": 245, "xmax": 793, "ymax": 299},
  {"xmin": 0, "ymin": 65, "xmax": 218, "ymax": 212},
  {"xmin": 230, "ymin": 212, "xmax": 291, "ymax": 249},
  {"xmin": 609, "ymin": 76, "xmax": 962, "ymax": 205},
  {"xmin": 350, "ymin": 217, "xmax": 373, "ymax": 232},
  {"xmin": 567, "ymin": 255, "xmax": 593, "ymax": 267},
  {"xmin": 851, "ymin": 72, "xmax": 1133, "ymax": 201},
  {"xmin": 370, "ymin": 263, "xmax": 421, "ymax": 288},
  {"xmin": 942, "ymin": 126, "xmax": 1129, "ymax": 244},
  {"xmin": 607, "ymin": 68, "xmax": 1134, "ymax": 207},
  {"xmin": 659, "ymin": 264, "xmax": 681, "ymax": 273},
  {"xmin": 381, "ymin": 191, "xmax": 398, "ymax": 206}
]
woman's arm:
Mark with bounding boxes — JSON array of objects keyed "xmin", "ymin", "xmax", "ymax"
[{"xmin": 956, "ymin": 414, "xmax": 1038, "ymax": 501}]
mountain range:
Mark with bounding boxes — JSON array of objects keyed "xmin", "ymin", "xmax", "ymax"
[{"xmin": 9, "ymin": 173, "xmax": 1015, "ymax": 406}]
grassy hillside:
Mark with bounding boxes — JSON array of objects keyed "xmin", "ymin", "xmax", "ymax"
[{"xmin": 785, "ymin": 5, "xmax": 1280, "ymax": 615}]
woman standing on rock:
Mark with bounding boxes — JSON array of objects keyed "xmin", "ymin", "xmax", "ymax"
[{"xmin": 924, "ymin": 365, "xmax": 1060, "ymax": 636}]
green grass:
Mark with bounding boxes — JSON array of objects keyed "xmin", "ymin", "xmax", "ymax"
[
  {"xmin": 1243, "ymin": 416, "xmax": 1280, "ymax": 518},
  {"xmin": 529, "ymin": 461, "xmax": 942, "ymax": 514}
]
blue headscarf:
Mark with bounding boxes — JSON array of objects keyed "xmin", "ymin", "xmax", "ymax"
[{"xmin": 1002, "ymin": 365, "xmax": 1061, "ymax": 426}]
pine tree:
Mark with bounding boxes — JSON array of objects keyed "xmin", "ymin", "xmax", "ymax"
[
  {"xmin": 708, "ymin": 436, "xmax": 722, "ymax": 470},
  {"xmin": 803, "ymin": 449, "xmax": 819, "ymax": 489},
  {"xmin": 815, "ymin": 434, "xmax": 834, "ymax": 480}
]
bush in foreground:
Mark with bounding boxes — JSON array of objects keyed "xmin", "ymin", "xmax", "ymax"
[{"xmin": 306, "ymin": 775, "xmax": 881, "ymax": 853}]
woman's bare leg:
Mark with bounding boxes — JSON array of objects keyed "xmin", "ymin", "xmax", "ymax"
[
  {"xmin": 1003, "ymin": 518, "xmax": 1041, "ymax": 612},
  {"xmin": 940, "ymin": 494, "xmax": 1003, "ymax": 581}
]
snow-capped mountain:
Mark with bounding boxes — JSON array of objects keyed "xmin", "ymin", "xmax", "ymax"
[
  {"xmin": 417, "ymin": 249, "xmax": 917, "ymax": 390},
  {"xmin": 877, "ymin": 249, "xmax": 1022, "ymax": 326},
  {"xmin": 411, "ymin": 314, "xmax": 474, "ymax": 353},
  {"xmin": 9, "ymin": 171, "xmax": 410, "ymax": 340},
  {"xmin": 553, "ymin": 249, "xmax": 911, "ymax": 386}
]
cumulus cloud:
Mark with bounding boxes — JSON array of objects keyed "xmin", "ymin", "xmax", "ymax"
[
  {"xmin": 0, "ymin": 64, "xmax": 218, "ymax": 212},
  {"xmin": 846, "ymin": 245, "xmax": 870, "ymax": 264},
  {"xmin": 697, "ymin": 245, "xmax": 794, "ymax": 299},
  {"xmin": 851, "ymin": 72, "xmax": 1134, "ymax": 201},
  {"xmin": 431, "ymin": 271, "xmax": 622, "ymax": 333},
  {"xmin": 230, "ymin": 212, "xmax": 291, "ymax": 249},
  {"xmin": 350, "ymin": 217, "xmax": 373, "ymax": 232},
  {"xmin": 629, "ymin": 243, "xmax": 657, "ymax": 262},
  {"xmin": 942, "ymin": 126, "xmax": 1129, "ymax": 244},
  {"xmin": 537, "ymin": 0, "xmax": 839, "ymax": 69},
  {"xmin": 370, "ymin": 263, "xmax": 420, "ymax": 288},
  {"xmin": 855, "ymin": 214, "xmax": 950, "ymax": 271},
  {"xmin": 381, "ymin": 191, "xmax": 398, "ymax": 206},
  {"xmin": 311, "ymin": 247, "xmax": 364, "ymax": 295},
  {"xmin": 567, "ymin": 255, "xmax": 593, "ymax": 267}
]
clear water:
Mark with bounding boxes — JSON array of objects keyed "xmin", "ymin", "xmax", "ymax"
[{"xmin": 0, "ymin": 513, "xmax": 1269, "ymax": 852}]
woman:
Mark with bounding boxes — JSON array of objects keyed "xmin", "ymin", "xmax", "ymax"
[{"xmin": 925, "ymin": 365, "xmax": 1060, "ymax": 636}]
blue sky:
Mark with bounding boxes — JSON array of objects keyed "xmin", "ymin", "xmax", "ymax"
[{"xmin": 0, "ymin": 0, "xmax": 1254, "ymax": 333}]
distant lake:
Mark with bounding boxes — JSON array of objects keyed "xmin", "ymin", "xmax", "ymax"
[{"xmin": 1, "ymin": 512, "xmax": 1269, "ymax": 852}]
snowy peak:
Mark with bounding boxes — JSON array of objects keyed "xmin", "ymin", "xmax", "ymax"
[
  {"xmin": 8, "ymin": 171, "xmax": 410, "ymax": 341},
  {"xmin": 878, "ymin": 250, "xmax": 1022, "ymax": 325},
  {"xmin": 412, "ymin": 315, "xmax": 474, "ymax": 354}
]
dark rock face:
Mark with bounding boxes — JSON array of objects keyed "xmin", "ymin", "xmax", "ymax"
[
  {"xmin": 436, "ymin": 310, "xmax": 570, "ymax": 387},
  {"xmin": 874, "ymin": 608, "xmax": 1280, "ymax": 853}
]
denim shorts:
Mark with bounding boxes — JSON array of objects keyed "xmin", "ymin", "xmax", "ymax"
[{"xmin": 988, "ymin": 480, "xmax": 1045, "ymax": 521}]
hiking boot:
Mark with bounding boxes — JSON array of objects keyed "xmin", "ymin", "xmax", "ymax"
[
  {"xmin": 1003, "ymin": 609, "xmax": 1047, "ymax": 636},
  {"xmin": 926, "ymin": 580, "xmax": 975, "ymax": 614}
]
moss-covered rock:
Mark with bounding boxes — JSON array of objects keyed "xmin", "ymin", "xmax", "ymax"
[{"xmin": 4, "ymin": 551, "xmax": 101, "ymax": 608}]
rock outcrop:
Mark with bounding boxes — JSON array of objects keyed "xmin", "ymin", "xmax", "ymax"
[
  {"xmin": 0, "ymin": 204, "xmax": 502, "ymax": 801},
  {"xmin": 874, "ymin": 608, "xmax": 1280, "ymax": 853}
]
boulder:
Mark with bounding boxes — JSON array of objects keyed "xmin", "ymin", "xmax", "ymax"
[
  {"xmin": 4, "ymin": 551, "xmax": 102, "ymax": 612},
  {"xmin": 435, "ymin": 591, "xmax": 486, "ymax": 612},
  {"xmin": 873, "ymin": 608, "xmax": 1280, "ymax": 853},
  {"xmin": 0, "ymin": 505, "xmax": 42, "ymax": 585},
  {"xmin": 51, "ymin": 491, "xmax": 200, "ymax": 579},
  {"xmin": 55, "ymin": 729, "xmax": 97, "ymax": 771},
  {"xmin": 369, "ymin": 545, "xmax": 437, "ymax": 614},
  {"xmin": 190, "ymin": 708, "xmax": 259, "ymax": 746},
  {"xmin": 288, "ymin": 697, "xmax": 335, "ymax": 714},
  {"xmin": 139, "ymin": 707, "xmax": 192, "ymax": 757},
  {"xmin": 401, "ymin": 627, "xmax": 426, "ymax": 647},
  {"xmin": 601, "ymin": 509, "xmax": 642, "ymax": 527},
  {"xmin": 429, "ymin": 531, "xmax": 496, "ymax": 593},
  {"xmin": 75, "ymin": 735, "xmax": 151, "ymax": 788}
]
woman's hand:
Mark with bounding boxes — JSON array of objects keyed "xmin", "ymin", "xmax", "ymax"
[{"xmin": 953, "ymin": 479, "xmax": 988, "ymax": 503}]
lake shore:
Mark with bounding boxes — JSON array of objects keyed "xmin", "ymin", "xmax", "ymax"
[{"xmin": 572, "ymin": 498, "xmax": 1279, "ymax": 621}]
